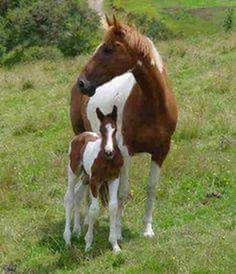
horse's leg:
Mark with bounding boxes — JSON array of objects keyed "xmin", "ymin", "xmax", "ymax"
[
  {"xmin": 116, "ymin": 201, "xmax": 123, "ymax": 241},
  {"xmin": 108, "ymin": 178, "xmax": 121, "ymax": 252},
  {"xmin": 117, "ymin": 156, "xmax": 131, "ymax": 240},
  {"xmin": 119, "ymin": 156, "xmax": 131, "ymax": 200},
  {"xmin": 143, "ymin": 144, "xmax": 170, "ymax": 237},
  {"xmin": 63, "ymin": 165, "xmax": 77, "ymax": 245},
  {"xmin": 85, "ymin": 193, "xmax": 100, "ymax": 252},
  {"xmin": 143, "ymin": 160, "xmax": 161, "ymax": 237},
  {"xmin": 73, "ymin": 179, "xmax": 88, "ymax": 236}
]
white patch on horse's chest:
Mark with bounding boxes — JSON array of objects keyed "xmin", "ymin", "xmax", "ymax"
[
  {"xmin": 83, "ymin": 139, "xmax": 101, "ymax": 177},
  {"xmin": 87, "ymin": 72, "xmax": 136, "ymax": 157}
]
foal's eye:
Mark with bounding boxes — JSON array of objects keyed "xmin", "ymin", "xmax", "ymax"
[{"xmin": 103, "ymin": 46, "xmax": 113, "ymax": 55}]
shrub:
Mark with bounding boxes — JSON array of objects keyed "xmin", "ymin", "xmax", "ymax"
[
  {"xmin": 0, "ymin": 0, "xmax": 101, "ymax": 65},
  {"xmin": 131, "ymin": 13, "xmax": 174, "ymax": 41},
  {"xmin": 223, "ymin": 8, "xmax": 234, "ymax": 32},
  {"xmin": 1, "ymin": 46, "xmax": 62, "ymax": 66}
]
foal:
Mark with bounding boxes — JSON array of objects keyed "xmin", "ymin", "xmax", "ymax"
[{"xmin": 63, "ymin": 106, "xmax": 123, "ymax": 252}]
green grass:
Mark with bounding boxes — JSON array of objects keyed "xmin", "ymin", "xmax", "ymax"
[
  {"xmin": 0, "ymin": 5, "xmax": 235, "ymax": 274},
  {"xmin": 106, "ymin": 0, "xmax": 236, "ymax": 37}
]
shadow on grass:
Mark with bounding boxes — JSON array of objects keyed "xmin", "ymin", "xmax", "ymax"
[{"xmin": 34, "ymin": 218, "xmax": 138, "ymax": 272}]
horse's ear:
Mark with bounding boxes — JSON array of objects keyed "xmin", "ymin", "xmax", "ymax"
[
  {"xmin": 96, "ymin": 107, "xmax": 105, "ymax": 121},
  {"xmin": 105, "ymin": 14, "xmax": 112, "ymax": 26},
  {"xmin": 101, "ymin": 14, "xmax": 112, "ymax": 30},
  {"xmin": 111, "ymin": 105, "xmax": 118, "ymax": 121},
  {"xmin": 112, "ymin": 14, "xmax": 124, "ymax": 36},
  {"xmin": 113, "ymin": 14, "xmax": 120, "ymax": 28}
]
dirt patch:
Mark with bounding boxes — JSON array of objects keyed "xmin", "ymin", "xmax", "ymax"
[
  {"xmin": 165, "ymin": 6, "xmax": 232, "ymax": 21},
  {"xmin": 88, "ymin": 0, "xmax": 104, "ymax": 16}
]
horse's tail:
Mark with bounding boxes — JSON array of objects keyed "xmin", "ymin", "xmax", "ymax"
[{"xmin": 99, "ymin": 182, "xmax": 109, "ymax": 207}]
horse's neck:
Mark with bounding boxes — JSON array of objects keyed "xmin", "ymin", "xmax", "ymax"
[{"xmin": 132, "ymin": 61, "xmax": 168, "ymax": 110}]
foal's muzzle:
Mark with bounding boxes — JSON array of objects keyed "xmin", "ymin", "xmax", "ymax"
[
  {"xmin": 105, "ymin": 150, "xmax": 114, "ymax": 160},
  {"xmin": 77, "ymin": 76, "xmax": 96, "ymax": 97}
]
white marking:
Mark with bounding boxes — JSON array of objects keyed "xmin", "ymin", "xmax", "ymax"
[
  {"xmin": 147, "ymin": 38, "xmax": 163, "ymax": 73},
  {"xmin": 83, "ymin": 139, "xmax": 102, "ymax": 177},
  {"xmin": 105, "ymin": 123, "xmax": 115, "ymax": 153},
  {"xmin": 137, "ymin": 60, "xmax": 142, "ymax": 66},
  {"xmin": 87, "ymin": 72, "xmax": 136, "ymax": 158},
  {"xmin": 143, "ymin": 161, "xmax": 161, "ymax": 237}
]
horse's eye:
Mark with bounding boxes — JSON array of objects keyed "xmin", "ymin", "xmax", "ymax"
[{"xmin": 103, "ymin": 46, "xmax": 113, "ymax": 55}]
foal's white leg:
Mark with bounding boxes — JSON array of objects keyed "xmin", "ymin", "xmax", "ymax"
[
  {"xmin": 83, "ymin": 187, "xmax": 90, "ymax": 227},
  {"xmin": 73, "ymin": 182, "xmax": 88, "ymax": 236},
  {"xmin": 143, "ymin": 161, "xmax": 161, "ymax": 238},
  {"xmin": 108, "ymin": 178, "xmax": 121, "ymax": 253},
  {"xmin": 63, "ymin": 165, "xmax": 76, "ymax": 245},
  {"xmin": 85, "ymin": 194, "xmax": 99, "ymax": 252}
]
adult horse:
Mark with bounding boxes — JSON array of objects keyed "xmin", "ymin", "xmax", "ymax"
[{"xmin": 70, "ymin": 15, "xmax": 178, "ymax": 238}]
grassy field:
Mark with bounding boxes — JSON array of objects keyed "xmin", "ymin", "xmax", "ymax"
[
  {"xmin": 0, "ymin": 2, "xmax": 235, "ymax": 274},
  {"xmin": 106, "ymin": 0, "xmax": 236, "ymax": 38}
]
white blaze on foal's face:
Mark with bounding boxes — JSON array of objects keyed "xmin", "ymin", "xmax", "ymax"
[{"xmin": 105, "ymin": 123, "xmax": 115, "ymax": 157}]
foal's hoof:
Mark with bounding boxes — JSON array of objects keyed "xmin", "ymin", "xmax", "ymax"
[
  {"xmin": 85, "ymin": 244, "xmax": 92, "ymax": 253},
  {"xmin": 113, "ymin": 244, "xmax": 121, "ymax": 253}
]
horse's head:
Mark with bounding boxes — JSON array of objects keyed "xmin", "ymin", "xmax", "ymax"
[
  {"xmin": 96, "ymin": 105, "xmax": 118, "ymax": 159},
  {"xmin": 77, "ymin": 15, "xmax": 142, "ymax": 96}
]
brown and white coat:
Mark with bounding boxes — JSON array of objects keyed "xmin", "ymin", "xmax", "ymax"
[
  {"xmin": 70, "ymin": 16, "xmax": 178, "ymax": 239},
  {"xmin": 63, "ymin": 106, "xmax": 124, "ymax": 252}
]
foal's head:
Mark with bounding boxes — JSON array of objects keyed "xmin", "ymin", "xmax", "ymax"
[
  {"xmin": 96, "ymin": 105, "xmax": 118, "ymax": 159},
  {"xmin": 78, "ymin": 15, "xmax": 153, "ymax": 96}
]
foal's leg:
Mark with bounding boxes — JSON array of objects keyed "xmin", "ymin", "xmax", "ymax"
[
  {"xmin": 84, "ymin": 193, "xmax": 100, "ymax": 252},
  {"xmin": 108, "ymin": 178, "xmax": 121, "ymax": 252},
  {"xmin": 143, "ymin": 160, "xmax": 161, "ymax": 237},
  {"xmin": 73, "ymin": 180, "xmax": 88, "ymax": 236},
  {"xmin": 63, "ymin": 165, "xmax": 77, "ymax": 245},
  {"xmin": 108, "ymin": 179, "xmax": 120, "ymax": 252},
  {"xmin": 83, "ymin": 187, "xmax": 90, "ymax": 227}
]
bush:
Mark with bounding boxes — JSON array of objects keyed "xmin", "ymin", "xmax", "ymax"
[
  {"xmin": 1, "ymin": 46, "xmax": 62, "ymax": 66},
  {"xmin": 223, "ymin": 8, "xmax": 234, "ymax": 32},
  {"xmin": 128, "ymin": 12, "xmax": 174, "ymax": 41},
  {"xmin": 0, "ymin": 0, "xmax": 101, "ymax": 65}
]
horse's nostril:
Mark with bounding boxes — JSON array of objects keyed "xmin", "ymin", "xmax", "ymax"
[{"xmin": 78, "ymin": 80, "xmax": 85, "ymax": 88}]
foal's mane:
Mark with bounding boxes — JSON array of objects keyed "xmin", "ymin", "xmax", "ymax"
[{"xmin": 102, "ymin": 15, "xmax": 162, "ymax": 68}]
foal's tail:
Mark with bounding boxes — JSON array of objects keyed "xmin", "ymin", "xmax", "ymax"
[{"xmin": 99, "ymin": 182, "xmax": 109, "ymax": 207}]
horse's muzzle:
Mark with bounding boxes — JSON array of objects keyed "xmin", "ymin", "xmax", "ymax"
[{"xmin": 77, "ymin": 76, "xmax": 96, "ymax": 97}]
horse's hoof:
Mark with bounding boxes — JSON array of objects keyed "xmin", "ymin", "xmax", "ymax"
[
  {"xmin": 63, "ymin": 230, "xmax": 71, "ymax": 245},
  {"xmin": 143, "ymin": 227, "xmax": 155, "ymax": 238},
  {"xmin": 73, "ymin": 226, "xmax": 81, "ymax": 237},
  {"xmin": 117, "ymin": 234, "xmax": 123, "ymax": 241}
]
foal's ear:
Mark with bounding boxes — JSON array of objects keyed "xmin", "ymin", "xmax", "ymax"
[
  {"xmin": 96, "ymin": 107, "xmax": 105, "ymax": 121},
  {"xmin": 111, "ymin": 105, "xmax": 118, "ymax": 121}
]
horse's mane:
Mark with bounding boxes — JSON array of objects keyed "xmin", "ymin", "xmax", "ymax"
[{"xmin": 102, "ymin": 16, "xmax": 163, "ymax": 71}]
